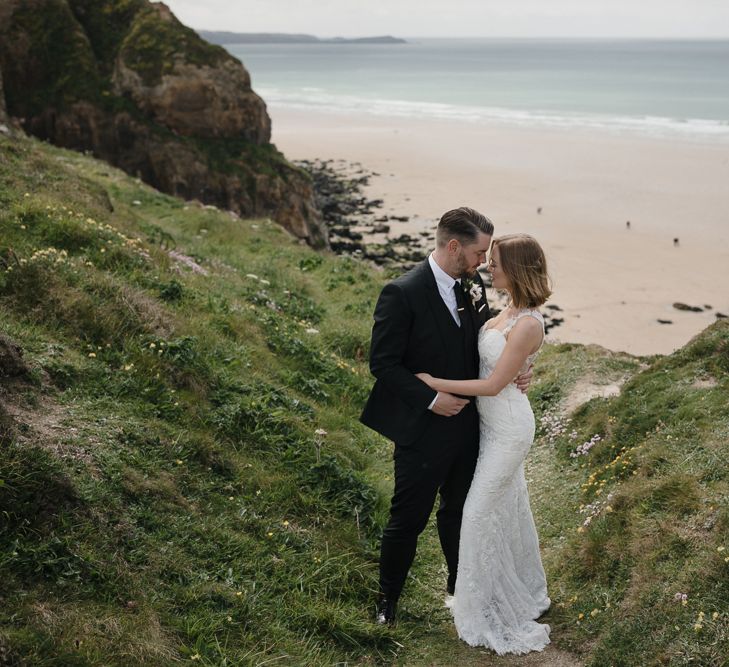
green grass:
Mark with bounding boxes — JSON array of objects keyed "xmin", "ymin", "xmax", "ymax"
[
  {"xmin": 1, "ymin": 132, "xmax": 728, "ymax": 666},
  {"xmin": 0, "ymin": 133, "xmax": 392, "ymax": 665}
]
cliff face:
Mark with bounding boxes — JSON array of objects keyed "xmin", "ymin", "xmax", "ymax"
[
  {"xmin": 0, "ymin": 67, "xmax": 8, "ymax": 128},
  {"xmin": 0, "ymin": 0, "xmax": 327, "ymax": 247}
]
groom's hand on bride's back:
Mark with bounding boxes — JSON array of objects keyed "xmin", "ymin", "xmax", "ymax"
[
  {"xmin": 431, "ymin": 392, "xmax": 469, "ymax": 417},
  {"xmin": 514, "ymin": 364, "xmax": 534, "ymax": 394}
]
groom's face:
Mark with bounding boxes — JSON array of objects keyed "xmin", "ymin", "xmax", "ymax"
[{"xmin": 457, "ymin": 232, "xmax": 492, "ymax": 277}]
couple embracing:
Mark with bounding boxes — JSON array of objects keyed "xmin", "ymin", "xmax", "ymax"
[{"xmin": 361, "ymin": 207, "xmax": 552, "ymax": 655}]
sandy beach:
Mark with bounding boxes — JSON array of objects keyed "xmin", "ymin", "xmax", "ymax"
[{"xmin": 270, "ymin": 108, "xmax": 729, "ymax": 356}]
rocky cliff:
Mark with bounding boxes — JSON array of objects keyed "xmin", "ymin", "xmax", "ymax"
[
  {"xmin": 0, "ymin": 0, "xmax": 327, "ymax": 247},
  {"xmin": 0, "ymin": 67, "xmax": 10, "ymax": 131}
]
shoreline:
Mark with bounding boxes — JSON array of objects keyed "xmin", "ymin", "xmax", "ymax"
[{"xmin": 271, "ymin": 107, "xmax": 729, "ymax": 356}]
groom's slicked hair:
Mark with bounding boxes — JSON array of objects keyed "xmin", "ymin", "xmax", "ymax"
[{"xmin": 436, "ymin": 207, "xmax": 494, "ymax": 248}]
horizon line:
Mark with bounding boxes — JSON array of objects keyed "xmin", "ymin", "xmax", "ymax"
[{"xmin": 196, "ymin": 30, "xmax": 729, "ymax": 41}]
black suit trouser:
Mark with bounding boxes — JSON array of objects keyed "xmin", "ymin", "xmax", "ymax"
[{"xmin": 379, "ymin": 406, "xmax": 479, "ymax": 600}]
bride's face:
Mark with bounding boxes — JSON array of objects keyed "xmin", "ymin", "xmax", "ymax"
[{"xmin": 487, "ymin": 245, "xmax": 510, "ymax": 290}]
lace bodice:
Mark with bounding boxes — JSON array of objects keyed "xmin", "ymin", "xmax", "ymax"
[{"xmin": 479, "ymin": 309, "xmax": 544, "ymax": 395}]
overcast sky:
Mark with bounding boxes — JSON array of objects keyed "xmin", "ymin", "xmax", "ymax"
[{"xmin": 162, "ymin": 0, "xmax": 729, "ymax": 38}]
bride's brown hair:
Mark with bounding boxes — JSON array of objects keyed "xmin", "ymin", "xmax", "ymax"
[{"xmin": 491, "ymin": 234, "xmax": 552, "ymax": 309}]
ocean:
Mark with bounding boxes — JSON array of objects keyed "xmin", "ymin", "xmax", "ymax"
[{"xmin": 224, "ymin": 38, "xmax": 729, "ymax": 140}]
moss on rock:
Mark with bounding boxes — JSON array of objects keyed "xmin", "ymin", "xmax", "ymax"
[{"xmin": 118, "ymin": 5, "xmax": 229, "ymax": 87}]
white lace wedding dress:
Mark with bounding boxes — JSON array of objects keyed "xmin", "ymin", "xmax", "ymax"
[{"xmin": 448, "ymin": 309, "xmax": 551, "ymax": 654}]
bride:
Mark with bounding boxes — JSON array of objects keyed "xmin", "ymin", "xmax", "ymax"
[{"xmin": 416, "ymin": 233, "xmax": 552, "ymax": 655}]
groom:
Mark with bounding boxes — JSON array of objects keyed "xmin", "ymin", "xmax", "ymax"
[{"xmin": 360, "ymin": 207, "xmax": 530, "ymax": 624}]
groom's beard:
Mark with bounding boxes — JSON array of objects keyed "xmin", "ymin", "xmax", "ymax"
[{"xmin": 456, "ymin": 253, "xmax": 478, "ymax": 279}]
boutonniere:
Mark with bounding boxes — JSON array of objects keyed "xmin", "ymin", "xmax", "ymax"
[{"xmin": 463, "ymin": 277, "xmax": 487, "ymax": 313}]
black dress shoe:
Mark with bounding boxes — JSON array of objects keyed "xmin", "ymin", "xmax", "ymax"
[{"xmin": 376, "ymin": 596, "xmax": 397, "ymax": 625}]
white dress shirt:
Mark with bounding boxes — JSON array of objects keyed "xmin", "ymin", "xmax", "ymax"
[
  {"xmin": 426, "ymin": 253, "xmax": 463, "ymax": 410},
  {"xmin": 428, "ymin": 253, "xmax": 462, "ymax": 326}
]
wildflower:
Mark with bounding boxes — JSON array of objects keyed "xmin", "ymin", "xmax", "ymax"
[
  {"xmin": 266, "ymin": 532, "xmax": 273, "ymax": 538},
  {"xmin": 226, "ymin": 616, "xmax": 232, "ymax": 622},
  {"xmin": 228, "ymin": 496, "xmax": 234, "ymax": 501},
  {"xmin": 314, "ymin": 428, "xmax": 328, "ymax": 437},
  {"xmin": 694, "ymin": 623, "xmax": 702, "ymax": 631},
  {"xmin": 590, "ymin": 609, "xmax": 599, "ymax": 617},
  {"xmin": 88, "ymin": 352, "xmax": 96, "ymax": 358},
  {"xmin": 191, "ymin": 655, "xmax": 200, "ymax": 661},
  {"xmin": 256, "ymin": 490, "xmax": 261, "ymax": 496},
  {"xmin": 282, "ymin": 520, "xmax": 289, "ymax": 526},
  {"xmin": 236, "ymin": 591, "xmax": 243, "ymax": 597},
  {"xmin": 20, "ymin": 224, "xmax": 26, "ymax": 230},
  {"xmin": 718, "ymin": 546, "xmax": 725, "ymax": 552},
  {"xmin": 578, "ymin": 613, "xmax": 584, "ymax": 620},
  {"xmin": 713, "ymin": 612, "xmax": 719, "ymax": 620},
  {"xmin": 149, "ymin": 342, "xmax": 156, "ymax": 349},
  {"xmin": 175, "ymin": 459, "xmax": 183, "ymax": 465},
  {"xmin": 123, "ymin": 364, "xmax": 134, "ymax": 371}
]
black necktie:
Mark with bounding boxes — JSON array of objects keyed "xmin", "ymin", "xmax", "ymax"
[{"xmin": 453, "ymin": 282, "xmax": 467, "ymax": 327}]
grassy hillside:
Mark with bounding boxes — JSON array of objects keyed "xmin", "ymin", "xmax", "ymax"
[{"xmin": 1, "ymin": 132, "xmax": 727, "ymax": 666}]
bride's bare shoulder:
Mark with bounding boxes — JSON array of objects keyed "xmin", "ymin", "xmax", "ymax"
[{"xmin": 509, "ymin": 314, "xmax": 544, "ymax": 345}]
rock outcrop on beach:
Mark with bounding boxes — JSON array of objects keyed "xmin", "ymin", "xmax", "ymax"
[{"xmin": 0, "ymin": 0, "xmax": 327, "ymax": 247}]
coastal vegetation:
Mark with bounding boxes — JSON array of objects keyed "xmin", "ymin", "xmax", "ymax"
[{"xmin": 1, "ymin": 130, "xmax": 727, "ymax": 665}]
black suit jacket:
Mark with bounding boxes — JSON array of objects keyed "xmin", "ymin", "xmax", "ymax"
[{"xmin": 360, "ymin": 259, "xmax": 491, "ymax": 445}]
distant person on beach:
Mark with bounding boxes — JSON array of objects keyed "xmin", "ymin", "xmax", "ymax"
[{"xmin": 361, "ymin": 210, "xmax": 550, "ymax": 657}]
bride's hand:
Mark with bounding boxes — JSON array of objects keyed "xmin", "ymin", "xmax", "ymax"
[{"xmin": 415, "ymin": 372, "xmax": 435, "ymax": 387}]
